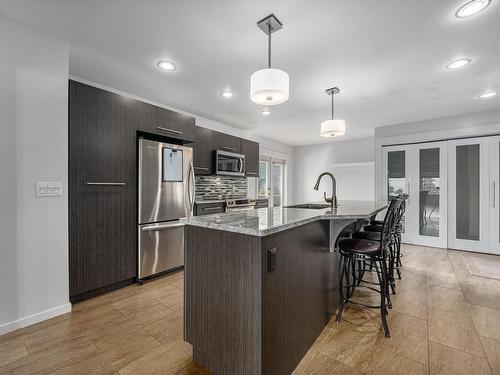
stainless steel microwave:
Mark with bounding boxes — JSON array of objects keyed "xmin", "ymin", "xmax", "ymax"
[{"xmin": 215, "ymin": 150, "xmax": 245, "ymax": 176}]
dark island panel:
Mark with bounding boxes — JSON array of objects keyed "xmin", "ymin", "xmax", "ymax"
[
  {"xmin": 261, "ymin": 219, "xmax": 334, "ymax": 375},
  {"xmin": 184, "ymin": 225, "xmax": 262, "ymax": 375}
]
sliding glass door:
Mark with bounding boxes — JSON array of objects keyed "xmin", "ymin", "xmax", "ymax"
[
  {"xmin": 383, "ymin": 142, "xmax": 447, "ymax": 247},
  {"xmin": 411, "ymin": 142, "xmax": 448, "ymax": 248},
  {"xmin": 258, "ymin": 157, "xmax": 286, "ymax": 207},
  {"xmin": 383, "ymin": 146, "xmax": 410, "ymax": 242}
]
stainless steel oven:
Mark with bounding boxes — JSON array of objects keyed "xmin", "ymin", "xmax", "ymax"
[{"xmin": 215, "ymin": 150, "xmax": 245, "ymax": 176}]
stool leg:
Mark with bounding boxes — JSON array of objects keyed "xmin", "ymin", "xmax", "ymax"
[
  {"xmin": 336, "ymin": 255, "xmax": 347, "ymax": 322},
  {"xmin": 379, "ymin": 258, "xmax": 391, "ymax": 338}
]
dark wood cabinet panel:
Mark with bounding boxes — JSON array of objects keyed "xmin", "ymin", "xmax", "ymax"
[
  {"xmin": 241, "ymin": 139, "xmax": 259, "ymax": 176},
  {"xmin": 261, "ymin": 221, "xmax": 333, "ymax": 375},
  {"xmin": 135, "ymin": 100, "xmax": 195, "ymax": 142},
  {"xmin": 192, "ymin": 126, "xmax": 213, "ymax": 175},
  {"xmin": 212, "ymin": 131, "xmax": 241, "ymax": 154},
  {"xmin": 69, "ymin": 80, "xmax": 137, "ymax": 301}
]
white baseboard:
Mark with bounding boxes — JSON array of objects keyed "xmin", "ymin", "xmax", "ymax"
[{"xmin": 0, "ymin": 303, "xmax": 72, "ymax": 336}]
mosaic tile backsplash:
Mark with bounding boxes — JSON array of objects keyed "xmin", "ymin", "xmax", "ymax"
[{"xmin": 195, "ymin": 175, "xmax": 248, "ymax": 200}]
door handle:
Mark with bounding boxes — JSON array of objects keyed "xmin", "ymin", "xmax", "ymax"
[
  {"xmin": 406, "ymin": 182, "xmax": 410, "ymax": 205},
  {"xmin": 141, "ymin": 222, "xmax": 184, "ymax": 231},
  {"xmin": 494, "ymin": 181, "xmax": 496, "ymax": 208},
  {"xmin": 156, "ymin": 126, "xmax": 183, "ymax": 135},
  {"xmin": 86, "ymin": 182, "xmax": 127, "ymax": 186},
  {"xmin": 238, "ymin": 158, "xmax": 244, "ymax": 173},
  {"xmin": 194, "ymin": 166, "xmax": 209, "ymax": 171}
]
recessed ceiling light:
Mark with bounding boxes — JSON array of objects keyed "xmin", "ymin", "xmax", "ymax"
[
  {"xmin": 220, "ymin": 90, "xmax": 234, "ymax": 98},
  {"xmin": 456, "ymin": 0, "xmax": 491, "ymax": 18},
  {"xmin": 478, "ymin": 91, "xmax": 497, "ymax": 98},
  {"xmin": 446, "ymin": 59, "xmax": 471, "ymax": 69},
  {"xmin": 261, "ymin": 108, "xmax": 271, "ymax": 116},
  {"xmin": 157, "ymin": 61, "xmax": 176, "ymax": 71}
]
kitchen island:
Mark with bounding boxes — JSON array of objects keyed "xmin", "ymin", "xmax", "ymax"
[{"xmin": 182, "ymin": 201, "xmax": 386, "ymax": 375}]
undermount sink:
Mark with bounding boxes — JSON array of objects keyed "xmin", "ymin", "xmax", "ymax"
[{"xmin": 285, "ymin": 203, "xmax": 331, "ymax": 209}]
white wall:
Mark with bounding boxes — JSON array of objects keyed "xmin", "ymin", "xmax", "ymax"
[
  {"xmin": 374, "ymin": 110, "xmax": 500, "ymax": 204},
  {"xmin": 70, "ymin": 77, "xmax": 295, "ymax": 205},
  {"xmin": 0, "ymin": 17, "xmax": 70, "ymax": 334},
  {"xmin": 293, "ymin": 138, "xmax": 375, "ymax": 204}
]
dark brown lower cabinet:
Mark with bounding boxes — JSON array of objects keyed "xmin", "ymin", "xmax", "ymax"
[{"xmin": 69, "ymin": 80, "xmax": 137, "ymax": 302}]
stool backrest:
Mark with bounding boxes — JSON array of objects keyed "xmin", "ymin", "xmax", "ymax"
[
  {"xmin": 379, "ymin": 198, "xmax": 398, "ymax": 254},
  {"xmin": 395, "ymin": 194, "xmax": 407, "ymax": 227}
]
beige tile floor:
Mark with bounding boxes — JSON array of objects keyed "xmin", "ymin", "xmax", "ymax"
[{"xmin": 1, "ymin": 244, "xmax": 499, "ymax": 374}]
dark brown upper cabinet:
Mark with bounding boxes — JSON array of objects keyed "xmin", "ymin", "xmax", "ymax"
[
  {"xmin": 212, "ymin": 131, "xmax": 242, "ymax": 154},
  {"xmin": 135, "ymin": 100, "xmax": 195, "ymax": 142},
  {"xmin": 192, "ymin": 126, "xmax": 213, "ymax": 175},
  {"xmin": 241, "ymin": 139, "xmax": 259, "ymax": 177}
]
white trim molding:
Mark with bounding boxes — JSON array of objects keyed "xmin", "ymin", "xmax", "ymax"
[{"xmin": 0, "ymin": 303, "xmax": 72, "ymax": 336}]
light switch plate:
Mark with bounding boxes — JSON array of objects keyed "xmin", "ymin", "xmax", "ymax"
[{"xmin": 36, "ymin": 182, "xmax": 63, "ymax": 197}]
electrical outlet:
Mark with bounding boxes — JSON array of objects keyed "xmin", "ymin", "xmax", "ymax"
[{"xmin": 36, "ymin": 182, "xmax": 63, "ymax": 197}]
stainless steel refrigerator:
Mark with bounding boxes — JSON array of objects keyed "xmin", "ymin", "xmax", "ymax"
[{"xmin": 138, "ymin": 138, "xmax": 195, "ymax": 280}]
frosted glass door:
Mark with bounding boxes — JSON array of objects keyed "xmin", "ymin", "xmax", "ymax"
[
  {"xmin": 448, "ymin": 138, "xmax": 490, "ymax": 252},
  {"xmin": 411, "ymin": 142, "xmax": 447, "ymax": 248},
  {"xmin": 490, "ymin": 136, "xmax": 500, "ymax": 253}
]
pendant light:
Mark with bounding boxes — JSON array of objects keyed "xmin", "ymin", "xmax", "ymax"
[
  {"xmin": 320, "ymin": 87, "xmax": 346, "ymax": 137},
  {"xmin": 250, "ymin": 14, "xmax": 289, "ymax": 106}
]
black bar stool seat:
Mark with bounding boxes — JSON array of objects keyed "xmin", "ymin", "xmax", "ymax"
[
  {"xmin": 352, "ymin": 230, "xmax": 381, "ymax": 241},
  {"xmin": 338, "ymin": 238, "xmax": 380, "ymax": 255}
]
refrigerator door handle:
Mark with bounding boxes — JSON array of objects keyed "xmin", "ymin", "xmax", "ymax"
[
  {"xmin": 141, "ymin": 222, "xmax": 184, "ymax": 231},
  {"xmin": 189, "ymin": 161, "xmax": 195, "ymax": 213}
]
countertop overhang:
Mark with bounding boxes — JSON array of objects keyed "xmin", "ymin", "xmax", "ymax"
[{"xmin": 182, "ymin": 200, "xmax": 387, "ymax": 236}]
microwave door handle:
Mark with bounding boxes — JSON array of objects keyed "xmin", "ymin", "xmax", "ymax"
[{"xmin": 238, "ymin": 158, "xmax": 243, "ymax": 173}]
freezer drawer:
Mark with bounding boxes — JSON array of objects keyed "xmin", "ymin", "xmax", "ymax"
[{"xmin": 138, "ymin": 221, "xmax": 184, "ymax": 279}]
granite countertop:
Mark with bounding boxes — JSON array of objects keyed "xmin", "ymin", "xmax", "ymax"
[{"xmin": 182, "ymin": 200, "xmax": 387, "ymax": 237}]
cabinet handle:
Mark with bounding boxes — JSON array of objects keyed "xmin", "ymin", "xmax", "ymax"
[
  {"xmin": 221, "ymin": 146, "xmax": 236, "ymax": 152},
  {"xmin": 201, "ymin": 207, "xmax": 222, "ymax": 211},
  {"xmin": 247, "ymin": 172, "xmax": 258, "ymax": 175},
  {"xmin": 86, "ymin": 182, "xmax": 127, "ymax": 186},
  {"xmin": 156, "ymin": 126, "xmax": 183, "ymax": 135},
  {"xmin": 493, "ymin": 181, "xmax": 496, "ymax": 208},
  {"xmin": 194, "ymin": 167, "xmax": 209, "ymax": 170}
]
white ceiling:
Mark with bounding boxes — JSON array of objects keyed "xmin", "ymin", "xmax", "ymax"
[{"xmin": 1, "ymin": 0, "xmax": 500, "ymax": 146}]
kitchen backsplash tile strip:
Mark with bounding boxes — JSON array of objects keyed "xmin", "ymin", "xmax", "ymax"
[{"xmin": 195, "ymin": 175, "xmax": 248, "ymax": 200}]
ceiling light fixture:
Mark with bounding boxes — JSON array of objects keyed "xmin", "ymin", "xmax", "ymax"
[
  {"xmin": 446, "ymin": 58, "xmax": 471, "ymax": 69},
  {"xmin": 456, "ymin": 0, "xmax": 491, "ymax": 18},
  {"xmin": 250, "ymin": 14, "xmax": 289, "ymax": 106},
  {"xmin": 157, "ymin": 60, "xmax": 176, "ymax": 71},
  {"xmin": 478, "ymin": 91, "xmax": 498, "ymax": 98},
  {"xmin": 320, "ymin": 87, "xmax": 345, "ymax": 138},
  {"xmin": 221, "ymin": 90, "xmax": 234, "ymax": 98},
  {"xmin": 261, "ymin": 108, "xmax": 271, "ymax": 115}
]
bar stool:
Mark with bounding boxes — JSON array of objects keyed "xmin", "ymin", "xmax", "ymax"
[
  {"xmin": 353, "ymin": 198, "xmax": 401, "ymax": 293},
  {"xmin": 336, "ymin": 205, "xmax": 397, "ymax": 338}
]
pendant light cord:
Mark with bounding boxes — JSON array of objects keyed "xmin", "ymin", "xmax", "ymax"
[
  {"xmin": 268, "ymin": 22, "xmax": 272, "ymax": 68},
  {"xmin": 331, "ymin": 93, "xmax": 335, "ymax": 119}
]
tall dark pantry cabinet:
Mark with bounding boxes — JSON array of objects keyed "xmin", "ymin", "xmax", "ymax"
[{"xmin": 69, "ymin": 81, "xmax": 137, "ymax": 302}]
